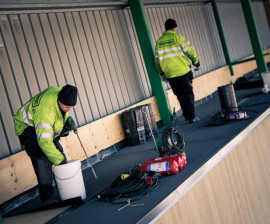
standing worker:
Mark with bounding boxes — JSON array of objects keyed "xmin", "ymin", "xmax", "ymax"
[
  {"xmin": 155, "ymin": 18, "xmax": 200, "ymax": 123},
  {"xmin": 13, "ymin": 84, "xmax": 78, "ymax": 204}
]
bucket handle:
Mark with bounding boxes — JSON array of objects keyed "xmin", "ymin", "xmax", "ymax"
[{"xmin": 54, "ymin": 166, "xmax": 81, "ymax": 181}]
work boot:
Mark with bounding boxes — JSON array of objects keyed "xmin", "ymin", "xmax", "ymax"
[{"xmin": 188, "ymin": 117, "xmax": 200, "ymax": 123}]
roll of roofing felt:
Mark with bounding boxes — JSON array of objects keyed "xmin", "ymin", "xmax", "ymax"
[
  {"xmin": 122, "ymin": 110, "xmax": 139, "ymax": 146},
  {"xmin": 218, "ymin": 84, "xmax": 238, "ymax": 112},
  {"xmin": 137, "ymin": 105, "xmax": 152, "ymax": 141},
  {"xmin": 122, "ymin": 107, "xmax": 146, "ymax": 146},
  {"xmin": 132, "ymin": 107, "xmax": 146, "ymax": 145}
]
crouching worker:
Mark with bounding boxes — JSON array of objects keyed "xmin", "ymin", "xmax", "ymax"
[{"xmin": 13, "ymin": 84, "xmax": 78, "ymax": 204}]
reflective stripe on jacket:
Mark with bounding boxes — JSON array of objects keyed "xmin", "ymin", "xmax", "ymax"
[
  {"xmin": 155, "ymin": 30, "xmax": 199, "ymax": 79},
  {"xmin": 13, "ymin": 87, "xmax": 69, "ymax": 165}
]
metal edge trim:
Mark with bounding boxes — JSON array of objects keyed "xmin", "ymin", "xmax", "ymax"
[
  {"xmin": 137, "ymin": 107, "xmax": 270, "ymax": 224},
  {"xmin": 0, "ymin": 1, "xmax": 128, "ymax": 9},
  {"xmin": 0, "ymin": 2, "xmax": 129, "ymax": 14}
]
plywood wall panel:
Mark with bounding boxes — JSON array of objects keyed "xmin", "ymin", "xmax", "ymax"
[
  {"xmin": 0, "ymin": 151, "xmax": 36, "ymax": 204},
  {"xmin": 193, "ymin": 66, "xmax": 231, "ymax": 102},
  {"xmin": 103, "ymin": 113, "xmax": 125, "ymax": 145}
]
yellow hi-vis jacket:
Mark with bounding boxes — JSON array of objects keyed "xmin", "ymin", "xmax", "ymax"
[
  {"xmin": 155, "ymin": 30, "xmax": 199, "ymax": 79},
  {"xmin": 13, "ymin": 87, "xmax": 69, "ymax": 165}
]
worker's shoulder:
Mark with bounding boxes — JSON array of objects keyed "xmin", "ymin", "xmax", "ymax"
[
  {"xmin": 41, "ymin": 86, "xmax": 61, "ymax": 97},
  {"xmin": 44, "ymin": 87, "xmax": 62, "ymax": 100},
  {"xmin": 156, "ymin": 35, "xmax": 164, "ymax": 43},
  {"xmin": 156, "ymin": 32, "xmax": 181, "ymax": 48},
  {"xmin": 31, "ymin": 86, "xmax": 58, "ymax": 105},
  {"xmin": 46, "ymin": 86, "xmax": 62, "ymax": 92},
  {"xmin": 156, "ymin": 34, "xmax": 172, "ymax": 44},
  {"xmin": 37, "ymin": 86, "xmax": 61, "ymax": 102},
  {"xmin": 159, "ymin": 31, "xmax": 183, "ymax": 41}
]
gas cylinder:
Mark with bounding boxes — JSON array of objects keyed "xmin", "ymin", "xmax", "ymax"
[{"xmin": 138, "ymin": 159, "xmax": 179, "ymax": 175}]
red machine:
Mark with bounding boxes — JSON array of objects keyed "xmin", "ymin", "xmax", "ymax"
[
  {"xmin": 138, "ymin": 153, "xmax": 188, "ymax": 176},
  {"xmin": 147, "ymin": 153, "xmax": 187, "ymax": 170},
  {"xmin": 138, "ymin": 159, "xmax": 179, "ymax": 175}
]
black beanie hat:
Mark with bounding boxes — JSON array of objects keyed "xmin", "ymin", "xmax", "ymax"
[
  {"xmin": 58, "ymin": 84, "xmax": 78, "ymax": 106},
  {"xmin": 165, "ymin": 18, "xmax": 177, "ymax": 30}
]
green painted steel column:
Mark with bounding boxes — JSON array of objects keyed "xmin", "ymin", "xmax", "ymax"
[
  {"xmin": 128, "ymin": 0, "xmax": 172, "ymax": 125},
  {"xmin": 240, "ymin": 0, "xmax": 267, "ymax": 76},
  {"xmin": 211, "ymin": 0, "xmax": 234, "ymax": 76}
]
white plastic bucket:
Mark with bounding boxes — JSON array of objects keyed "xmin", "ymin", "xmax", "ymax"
[
  {"xmin": 261, "ymin": 71, "xmax": 270, "ymax": 93},
  {"xmin": 261, "ymin": 71, "xmax": 270, "ymax": 86},
  {"xmin": 52, "ymin": 160, "xmax": 86, "ymax": 201}
]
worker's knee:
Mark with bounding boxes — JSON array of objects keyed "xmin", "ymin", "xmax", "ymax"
[{"xmin": 35, "ymin": 158, "xmax": 54, "ymax": 185}]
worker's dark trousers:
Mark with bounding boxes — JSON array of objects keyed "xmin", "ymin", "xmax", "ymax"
[
  {"xmin": 18, "ymin": 126, "xmax": 67, "ymax": 203},
  {"xmin": 168, "ymin": 71, "xmax": 195, "ymax": 120}
]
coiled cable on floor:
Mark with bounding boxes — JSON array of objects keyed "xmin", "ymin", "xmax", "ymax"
[
  {"xmin": 162, "ymin": 126, "xmax": 185, "ymax": 155},
  {"xmin": 204, "ymin": 109, "xmax": 226, "ymax": 126},
  {"xmin": 204, "ymin": 107, "xmax": 259, "ymax": 126},
  {"xmin": 97, "ymin": 166, "xmax": 160, "ymax": 204}
]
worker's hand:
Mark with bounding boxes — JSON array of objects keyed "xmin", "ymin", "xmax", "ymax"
[
  {"xmin": 160, "ymin": 73, "xmax": 168, "ymax": 83},
  {"xmin": 67, "ymin": 116, "xmax": 75, "ymax": 130},
  {"xmin": 193, "ymin": 61, "xmax": 200, "ymax": 71},
  {"xmin": 161, "ymin": 76, "xmax": 168, "ymax": 83},
  {"xmin": 58, "ymin": 155, "xmax": 67, "ymax": 165},
  {"xmin": 60, "ymin": 116, "xmax": 75, "ymax": 137}
]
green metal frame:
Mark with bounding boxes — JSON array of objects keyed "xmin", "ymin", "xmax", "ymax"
[
  {"xmin": 240, "ymin": 0, "xmax": 268, "ymax": 77},
  {"xmin": 211, "ymin": 0, "xmax": 268, "ymax": 78},
  {"xmin": 211, "ymin": 0, "xmax": 234, "ymax": 76},
  {"xmin": 128, "ymin": 0, "xmax": 172, "ymax": 126},
  {"xmin": 232, "ymin": 53, "xmax": 270, "ymax": 66}
]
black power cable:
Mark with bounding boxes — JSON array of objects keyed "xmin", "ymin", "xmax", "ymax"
[
  {"xmin": 162, "ymin": 126, "xmax": 185, "ymax": 155},
  {"xmin": 204, "ymin": 109, "xmax": 227, "ymax": 126},
  {"xmin": 97, "ymin": 166, "xmax": 160, "ymax": 204},
  {"xmin": 204, "ymin": 107, "xmax": 259, "ymax": 126}
]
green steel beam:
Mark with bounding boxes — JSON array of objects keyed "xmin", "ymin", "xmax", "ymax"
[
  {"xmin": 231, "ymin": 53, "xmax": 270, "ymax": 66},
  {"xmin": 240, "ymin": 0, "xmax": 268, "ymax": 77},
  {"xmin": 211, "ymin": 0, "xmax": 234, "ymax": 76},
  {"xmin": 128, "ymin": 0, "xmax": 172, "ymax": 125}
]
